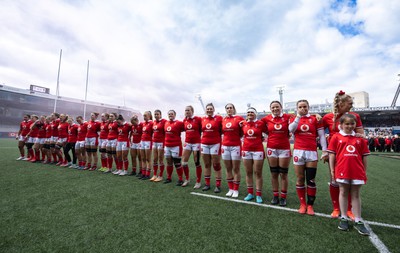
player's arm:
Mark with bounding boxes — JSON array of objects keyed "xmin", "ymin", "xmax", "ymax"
[
  {"xmin": 288, "ymin": 115, "xmax": 300, "ymax": 133},
  {"xmin": 328, "ymin": 153, "xmax": 336, "ymax": 180},
  {"xmin": 362, "ymin": 155, "xmax": 368, "ymax": 173}
]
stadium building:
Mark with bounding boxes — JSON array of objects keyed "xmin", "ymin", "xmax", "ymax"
[{"xmin": 0, "ymin": 84, "xmax": 141, "ymax": 137}]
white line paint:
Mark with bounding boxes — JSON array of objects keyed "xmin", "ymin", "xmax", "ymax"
[
  {"xmin": 191, "ymin": 192, "xmax": 397, "ymax": 253},
  {"xmin": 364, "ymin": 223, "xmax": 391, "ymax": 253},
  {"xmin": 190, "ymin": 192, "xmax": 400, "ymax": 229}
]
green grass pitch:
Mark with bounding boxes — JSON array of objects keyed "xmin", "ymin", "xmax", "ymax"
[{"xmin": 0, "ymin": 138, "xmax": 399, "ymax": 252}]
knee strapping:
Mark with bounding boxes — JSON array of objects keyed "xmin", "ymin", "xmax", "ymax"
[
  {"xmin": 270, "ymin": 166, "xmax": 279, "ymax": 173},
  {"xmin": 306, "ymin": 167, "xmax": 317, "ymax": 187},
  {"xmin": 213, "ymin": 163, "xmax": 221, "ymax": 171},
  {"xmin": 172, "ymin": 158, "xmax": 181, "ymax": 167},
  {"xmin": 279, "ymin": 167, "xmax": 289, "ymax": 174}
]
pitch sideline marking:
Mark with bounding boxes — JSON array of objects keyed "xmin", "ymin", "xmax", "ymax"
[{"xmin": 191, "ymin": 192, "xmax": 395, "ymax": 253}]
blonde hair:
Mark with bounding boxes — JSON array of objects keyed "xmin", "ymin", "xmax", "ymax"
[{"xmin": 332, "ymin": 91, "xmax": 352, "ymax": 131}]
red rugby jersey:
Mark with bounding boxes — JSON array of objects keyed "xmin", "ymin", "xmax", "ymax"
[
  {"xmin": 241, "ymin": 120, "xmax": 267, "ymax": 152},
  {"xmin": 86, "ymin": 120, "xmax": 100, "ymax": 138},
  {"xmin": 222, "ymin": 115, "xmax": 244, "ymax": 146},
  {"xmin": 327, "ymin": 132, "xmax": 369, "ymax": 181},
  {"xmin": 58, "ymin": 122, "xmax": 69, "ymax": 138},
  {"xmin": 45, "ymin": 124, "xmax": 52, "ymax": 138},
  {"xmin": 290, "ymin": 115, "xmax": 323, "ymax": 151},
  {"xmin": 164, "ymin": 120, "xmax": 184, "ymax": 147},
  {"xmin": 107, "ymin": 121, "xmax": 118, "ymax": 140},
  {"xmin": 183, "ymin": 116, "xmax": 202, "ymax": 144},
  {"xmin": 261, "ymin": 113, "xmax": 292, "ymax": 149},
  {"xmin": 77, "ymin": 122, "xmax": 88, "ymax": 142},
  {"xmin": 131, "ymin": 123, "xmax": 143, "ymax": 144},
  {"xmin": 37, "ymin": 121, "xmax": 46, "ymax": 138},
  {"xmin": 20, "ymin": 120, "xmax": 32, "ymax": 136},
  {"xmin": 51, "ymin": 119, "xmax": 60, "ymax": 137},
  {"xmin": 68, "ymin": 124, "xmax": 79, "ymax": 143},
  {"xmin": 117, "ymin": 122, "xmax": 131, "ymax": 142},
  {"xmin": 99, "ymin": 121, "xmax": 109, "ymax": 139},
  {"xmin": 152, "ymin": 119, "xmax": 166, "ymax": 143},
  {"xmin": 141, "ymin": 120, "xmax": 154, "ymax": 142},
  {"xmin": 201, "ymin": 115, "xmax": 223, "ymax": 145}
]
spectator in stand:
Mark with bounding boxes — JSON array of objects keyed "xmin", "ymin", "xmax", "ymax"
[
  {"xmin": 367, "ymin": 135, "xmax": 376, "ymax": 152},
  {"xmin": 385, "ymin": 136, "xmax": 392, "ymax": 152},
  {"xmin": 394, "ymin": 135, "xmax": 400, "ymax": 152},
  {"xmin": 378, "ymin": 136, "xmax": 385, "ymax": 152}
]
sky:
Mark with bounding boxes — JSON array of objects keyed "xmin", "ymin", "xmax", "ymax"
[{"xmin": 1, "ymin": 0, "xmax": 400, "ymax": 116}]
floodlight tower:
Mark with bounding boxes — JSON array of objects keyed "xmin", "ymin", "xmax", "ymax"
[
  {"xmin": 195, "ymin": 94, "xmax": 206, "ymax": 114},
  {"xmin": 391, "ymin": 74, "xmax": 400, "ymax": 107},
  {"xmin": 276, "ymin": 85, "xmax": 285, "ymax": 107}
]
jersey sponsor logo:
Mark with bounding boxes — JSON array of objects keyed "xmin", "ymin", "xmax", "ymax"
[
  {"xmin": 294, "ymin": 156, "xmax": 299, "ymax": 162},
  {"xmin": 225, "ymin": 122, "xmax": 232, "ymax": 128},
  {"xmin": 166, "ymin": 126, "xmax": 172, "ymax": 131},
  {"xmin": 143, "ymin": 127, "xmax": 147, "ymax": 131},
  {"xmin": 247, "ymin": 129, "xmax": 254, "ymax": 136},
  {"xmin": 132, "ymin": 129, "xmax": 137, "ymax": 134},
  {"xmin": 187, "ymin": 123, "xmax": 193, "ymax": 130},
  {"xmin": 274, "ymin": 123, "xmax": 282, "ymax": 130},
  {"xmin": 300, "ymin": 124, "xmax": 309, "ymax": 132},
  {"xmin": 206, "ymin": 123, "xmax": 212, "ymax": 129},
  {"xmin": 153, "ymin": 125, "xmax": 158, "ymax": 130},
  {"xmin": 346, "ymin": 145, "xmax": 356, "ymax": 153},
  {"xmin": 101, "ymin": 126, "xmax": 104, "ymax": 130}
]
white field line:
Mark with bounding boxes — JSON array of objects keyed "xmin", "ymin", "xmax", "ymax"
[
  {"xmin": 190, "ymin": 192, "xmax": 400, "ymax": 230},
  {"xmin": 365, "ymin": 223, "xmax": 391, "ymax": 253},
  {"xmin": 191, "ymin": 192, "xmax": 395, "ymax": 253}
]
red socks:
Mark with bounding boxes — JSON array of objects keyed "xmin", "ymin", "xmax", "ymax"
[
  {"xmin": 166, "ymin": 165, "xmax": 173, "ymax": 180},
  {"xmin": 196, "ymin": 165, "xmax": 202, "ymax": 183},
  {"xmin": 182, "ymin": 164, "xmax": 189, "ymax": 180},
  {"xmin": 329, "ymin": 183, "xmax": 340, "ymax": 211},
  {"xmin": 296, "ymin": 184, "xmax": 306, "ymax": 206},
  {"xmin": 227, "ymin": 178, "xmax": 234, "ymax": 190}
]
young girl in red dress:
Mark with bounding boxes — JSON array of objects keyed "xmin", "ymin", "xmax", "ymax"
[{"xmin": 327, "ymin": 114, "xmax": 370, "ymax": 236}]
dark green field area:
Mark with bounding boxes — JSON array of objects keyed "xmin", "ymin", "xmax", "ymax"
[{"xmin": 1, "ymin": 139, "xmax": 399, "ymax": 252}]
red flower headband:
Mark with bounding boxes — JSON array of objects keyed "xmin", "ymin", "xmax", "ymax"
[{"xmin": 338, "ymin": 90, "xmax": 345, "ymax": 95}]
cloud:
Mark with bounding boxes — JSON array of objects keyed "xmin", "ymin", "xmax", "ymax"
[{"xmin": 0, "ymin": 0, "xmax": 399, "ymax": 117}]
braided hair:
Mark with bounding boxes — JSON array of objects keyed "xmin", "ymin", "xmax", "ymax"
[{"xmin": 332, "ymin": 91, "xmax": 352, "ymax": 132}]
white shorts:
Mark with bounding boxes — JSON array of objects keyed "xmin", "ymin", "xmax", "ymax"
[
  {"xmin": 266, "ymin": 148, "xmax": 291, "ymax": 158},
  {"xmin": 107, "ymin": 139, "xmax": 117, "ymax": 148},
  {"xmin": 18, "ymin": 135, "xmax": 26, "ymax": 142},
  {"xmin": 32, "ymin": 137, "xmax": 39, "ymax": 144},
  {"xmin": 201, "ymin": 143, "xmax": 221, "ymax": 155},
  {"xmin": 130, "ymin": 142, "xmax": 141, "ymax": 149},
  {"xmin": 183, "ymin": 142, "xmax": 201, "ymax": 151},
  {"xmin": 140, "ymin": 141, "xmax": 152, "ymax": 150},
  {"xmin": 242, "ymin": 151, "xmax": 265, "ymax": 160},
  {"xmin": 36, "ymin": 138, "xmax": 45, "ymax": 145},
  {"xmin": 221, "ymin": 145, "xmax": 241, "ymax": 161},
  {"xmin": 293, "ymin": 149, "xmax": 318, "ymax": 165},
  {"xmin": 164, "ymin": 146, "xmax": 182, "ymax": 158},
  {"xmin": 45, "ymin": 138, "xmax": 52, "ymax": 143},
  {"xmin": 50, "ymin": 136, "xmax": 58, "ymax": 143},
  {"xmin": 57, "ymin": 138, "xmax": 67, "ymax": 144},
  {"xmin": 336, "ymin": 179, "xmax": 365, "ymax": 185},
  {"xmin": 75, "ymin": 141, "xmax": 85, "ymax": 149},
  {"xmin": 116, "ymin": 141, "xmax": 130, "ymax": 151},
  {"xmin": 85, "ymin": 137, "xmax": 98, "ymax": 146},
  {"xmin": 99, "ymin": 139, "xmax": 108, "ymax": 149},
  {"xmin": 25, "ymin": 137, "xmax": 34, "ymax": 143},
  {"xmin": 153, "ymin": 142, "xmax": 164, "ymax": 150}
]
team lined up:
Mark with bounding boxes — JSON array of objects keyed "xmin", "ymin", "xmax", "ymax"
[{"xmin": 16, "ymin": 90, "xmax": 370, "ymax": 235}]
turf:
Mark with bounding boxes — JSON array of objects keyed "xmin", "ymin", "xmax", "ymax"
[{"xmin": 0, "ymin": 139, "xmax": 399, "ymax": 253}]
